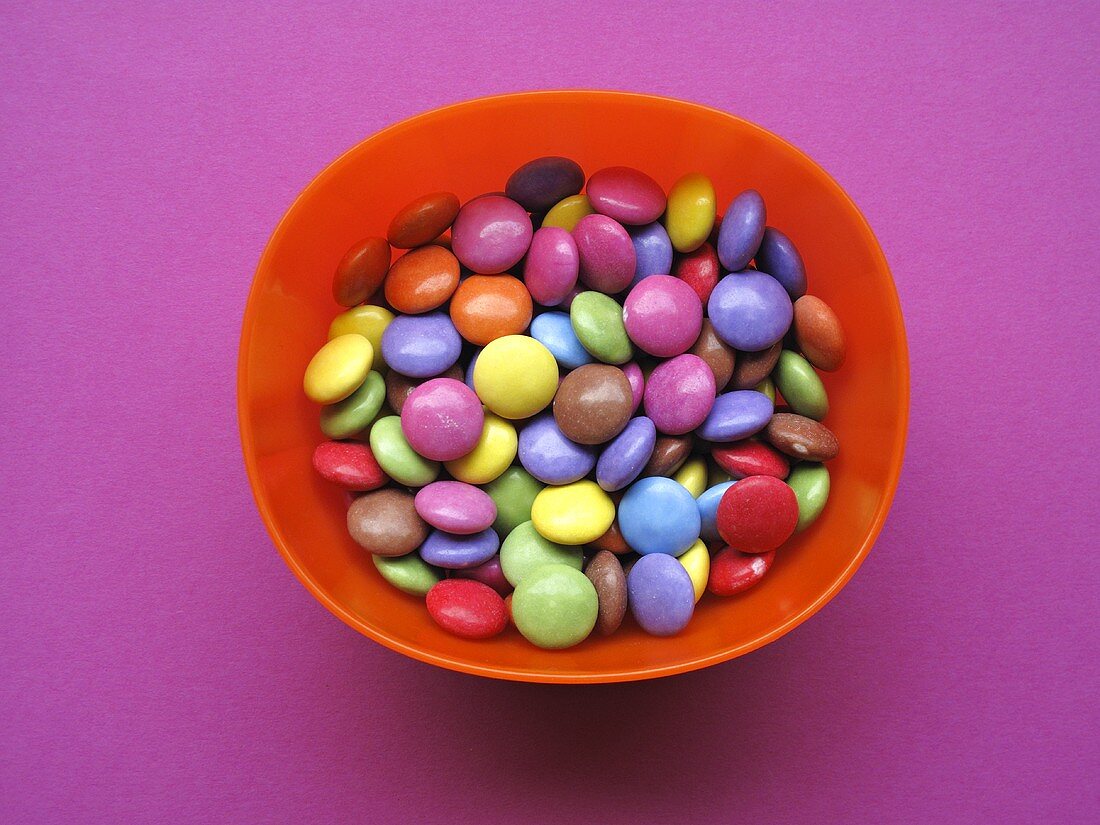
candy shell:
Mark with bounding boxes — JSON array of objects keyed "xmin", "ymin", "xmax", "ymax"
[
  {"xmin": 697, "ymin": 481, "xmax": 737, "ymax": 543},
  {"xmin": 570, "ymin": 291, "xmax": 633, "ymax": 365},
  {"xmin": 329, "ymin": 304, "xmax": 394, "ymax": 372},
  {"xmin": 756, "ymin": 376, "xmax": 776, "ymax": 403},
  {"xmin": 380, "ymin": 312, "xmax": 461, "ymax": 378},
  {"xmin": 623, "ymin": 274, "xmax": 703, "ymax": 358},
  {"xmin": 643, "ymin": 354, "xmax": 715, "ymax": 435},
  {"xmin": 451, "ymin": 555, "xmax": 512, "ymax": 596},
  {"xmin": 384, "ymin": 245, "xmax": 460, "ymax": 314},
  {"xmin": 708, "ymin": 270, "xmax": 793, "ymax": 353},
  {"xmin": 451, "ymin": 274, "xmax": 533, "ymax": 346},
  {"xmin": 426, "ymin": 579, "xmax": 507, "ymax": 639},
  {"xmin": 552, "ymin": 364, "xmax": 633, "ymax": 445},
  {"xmin": 643, "ymin": 434, "xmax": 692, "ymax": 477},
  {"xmin": 525, "ymin": 227, "xmax": 580, "ymax": 306},
  {"xmin": 595, "ymin": 416, "xmax": 657, "ymax": 492},
  {"xmin": 445, "ymin": 412, "xmax": 518, "ymax": 484},
  {"xmin": 793, "ymin": 295, "xmax": 846, "ymax": 371},
  {"xmin": 347, "ymin": 488, "xmax": 427, "ymax": 557},
  {"xmin": 518, "ymin": 413, "xmax": 597, "ymax": 485},
  {"xmin": 755, "ymin": 227, "xmax": 807, "ymax": 299},
  {"xmin": 512, "ymin": 564, "xmax": 598, "ymax": 649},
  {"xmin": 629, "ymin": 222, "xmax": 674, "ymax": 286},
  {"xmin": 622, "ymin": 361, "xmax": 645, "ymax": 412},
  {"xmin": 628, "ymin": 553, "xmax": 695, "ymax": 636},
  {"xmin": 590, "ymin": 520, "xmax": 632, "ymax": 555},
  {"xmin": 786, "ymin": 462, "xmax": 831, "ymax": 532},
  {"xmin": 372, "ymin": 553, "xmax": 442, "ymax": 596},
  {"xmin": 773, "ymin": 350, "xmax": 829, "ymax": 420},
  {"xmin": 618, "ymin": 476, "xmax": 700, "ymax": 556},
  {"xmin": 451, "ymin": 195, "xmax": 533, "ymax": 274},
  {"xmin": 711, "ymin": 440, "xmax": 790, "ymax": 480},
  {"xmin": 333, "ymin": 236, "xmax": 391, "ymax": 306},
  {"xmin": 717, "ymin": 190, "xmax": 766, "ymax": 271},
  {"xmin": 400, "ymin": 378, "xmax": 484, "ymax": 461},
  {"xmin": 505, "ymin": 156, "xmax": 585, "ymax": 213},
  {"xmin": 530, "ymin": 311, "xmax": 593, "ymax": 370},
  {"xmin": 689, "ymin": 319, "xmax": 736, "ymax": 389},
  {"xmin": 696, "ymin": 390, "xmax": 774, "ymax": 442},
  {"xmin": 388, "ymin": 191, "xmax": 460, "ymax": 249},
  {"xmin": 729, "ymin": 341, "xmax": 782, "ymax": 390},
  {"xmin": 419, "ymin": 528, "xmax": 500, "ymax": 570},
  {"xmin": 676, "ymin": 539, "xmax": 710, "ymax": 602},
  {"xmin": 587, "ymin": 166, "xmax": 666, "ymax": 225},
  {"xmin": 500, "ymin": 521, "xmax": 583, "ymax": 586},
  {"xmin": 368, "ymin": 415, "xmax": 440, "ymax": 487},
  {"xmin": 716, "ymin": 475, "xmax": 798, "ymax": 553},
  {"xmin": 311, "ymin": 441, "xmax": 387, "ymax": 491},
  {"xmin": 414, "ymin": 481, "xmax": 497, "ymax": 535},
  {"xmin": 541, "ymin": 194, "xmax": 594, "ymax": 232},
  {"xmin": 673, "ymin": 457, "xmax": 707, "ymax": 498},
  {"xmin": 764, "ymin": 413, "xmax": 839, "ymax": 461},
  {"xmin": 530, "ymin": 480, "xmax": 615, "ymax": 545},
  {"xmin": 573, "ymin": 213, "xmax": 636, "ymax": 294},
  {"xmin": 473, "ymin": 335, "xmax": 558, "ymax": 419},
  {"xmin": 708, "ymin": 548, "xmax": 774, "ymax": 596},
  {"xmin": 319, "ymin": 370, "xmax": 385, "ymax": 438},
  {"xmin": 384, "ymin": 365, "xmax": 463, "ymax": 414},
  {"xmin": 673, "ymin": 241, "xmax": 720, "ymax": 304},
  {"xmin": 484, "ymin": 466, "xmax": 543, "ymax": 536},
  {"xmin": 585, "ymin": 550, "xmax": 627, "ymax": 635},
  {"xmin": 303, "ymin": 334, "xmax": 373, "ymax": 404}
]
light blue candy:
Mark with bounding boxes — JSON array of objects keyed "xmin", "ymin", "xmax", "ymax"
[
  {"xmin": 530, "ymin": 312, "xmax": 593, "ymax": 370},
  {"xmin": 697, "ymin": 481, "xmax": 736, "ymax": 544},
  {"xmin": 618, "ymin": 476, "xmax": 701, "ymax": 556}
]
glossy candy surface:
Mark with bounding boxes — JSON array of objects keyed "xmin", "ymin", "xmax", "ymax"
[
  {"xmin": 388, "ymin": 191, "xmax": 460, "ymax": 248},
  {"xmin": 708, "ymin": 548, "xmax": 774, "ymax": 596},
  {"xmin": 450, "ymin": 275, "xmax": 533, "ymax": 346},
  {"xmin": 473, "ymin": 335, "xmax": 558, "ymax": 419},
  {"xmin": 628, "ymin": 553, "xmax": 695, "ymax": 636},
  {"xmin": 444, "ymin": 412, "xmax": 518, "ymax": 485},
  {"xmin": 518, "ymin": 413, "xmax": 597, "ymax": 485},
  {"xmin": 573, "ymin": 214, "xmax": 636, "ymax": 294},
  {"xmin": 643, "ymin": 354, "xmax": 715, "ymax": 435},
  {"xmin": 570, "ymin": 291, "xmax": 633, "ymax": 365},
  {"xmin": 530, "ymin": 311, "xmax": 593, "ymax": 370},
  {"xmin": 530, "ymin": 480, "xmax": 615, "ymax": 545},
  {"xmin": 584, "ymin": 550, "xmax": 627, "ymax": 635},
  {"xmin": 319, "ymin": 370, "xmax": 385, "ymax": 438},
  {"xmin": 755, "ymin": 227, "xmax": 807, "ymax": 299},
  {"xmin": 451, "ymin": 195, "xmax": 532, "ymax": 273},
  {"xmin": 793, "ymin": 295, "xmax": 846, "ymax": 371},
  {"xmin": 717, "ymin": 190, "xmax": 766, "ymax": 271},
  {"xmin": 369, "ymin": 415, "xmax": 440, "ymax": 486},
  {"xmin": 400, "ymin": 378, "xmax": 484, "ymax": 461},
  {"xmin": 414, "ymin": 481, "xmax": 497, "ymax": 534},
  {"xmin": 708, "ymin": 270, "xmax": 793, "ymax": 353},
  {"xmin": 524, "ymin": 227, "xmax": 580, "ymax": 306},
  {"xmin": 384, "ymin": 245, "xmax": 460, "ymax": 314},
  {"xmin": 689, "ymin": 319, "xmax": 736, "ymax": 388},
  {"xmin": 512, "ymin": 564, "xmax": 598, "ymax": 649},
  {"xmin": 303, "ymin": 334, "xmax": 373, "ymax": 404},
  {"xmin": 346, "ymin": 488, "xmax": 427, "ymax": 557},
  {"xmin": 380, "ymin": 313, "xmax": 461, "ymax": 378},
  {"xmin": 773, "ymin": 350, "xmax": 829, "ymax": 420},
  {"xmin": 674, "ymin": 244, "xmax": 721, "ymax": 306},
  {"xmin": 665, "ymin": 173, "xmax": 716, "ymax": 253},
  {"xmin": 552, "ymin": 364, "xmax": 633, "ymax": 445},
  {"xmin": 623, "ymin": 275, "xmax": 703, "ymax": 358},
  {"xmin": 716, "ymin": 475, "xmax": 799, "ymax": 553},
  {"xmin": 696, "ymin": 390, "xmax": 774, "ymax": 442},
  {"xmin": 311, "ymin": 441, "xmax": 387, "ymax": 491},
  {"xmin": 419, "ymin": 528, "xmax": 500, "ymax": 570},
  {"xmin": 334, "ymin": 236, "xmax": 391, "ymax": 306},
  {"xmin": 484, "ymin": 466, "xmax": 543, "ymax": 536},
  {"xmin": 426, "ymin": 579, "xmax": 507, "ymax": 639},
  {"xmin": 587, "ymin": 166, "xmax": 666, "ymax": 225},
  {"xmin": 595, "ymin": 416, "xmax": 656, "ymax": 492},
  {"xmin": 500, "ymin": 521, "xmax": 583, "ymax": 586},
  {"xmin": 629, "ymin": 222, "xmax": 674, "ymax": 286},
  {"xmin": 505, "ymin": 156, "xmax": 585, "ymax": 213},
  {"xmin": 541, "ymin": 194, "xmax": 593, "ymax": 232},
  {"xmin": 329, "ymin": 305, "xmax": 394, "ymax": 372},
  {"xmin": 618, "ymin": 477, "xmax": 700, "ymax": 556},
  {"xmin": 711, "ymin": 440, "xmax": 789, "ymax": 480}
]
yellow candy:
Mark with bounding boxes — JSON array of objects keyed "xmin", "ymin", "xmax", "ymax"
[
  {"xmin": 664, "ymin": 173, "xmax": 716, "ymax": 253},
  {"xmin": 303, "ymin": 333, "xmax": 373, "ymax": 404},
  {"xmin": 473, "ymin": 335, "xmax": 558, "ymax": 419},
  {"xmin": 445, "ymin": 412, "xmax": 517, "ymax": 484},
  {"xmin": 756, "ymin": 376, "xmax": 776, "ymax": 403},
  {"xmin": 674, "ymin": 457, "xmax": 707, "ymax": 498},
  {"xmin": 530, "ymin": 481, "xmax": 615, "ymax": 545},
  {"xmin": 541, "ymin": 194, "xmax": 594, "ymax": 232},
  {"xmin": 328, "ymin": 305, "xmax": 394, "ymax": 371},
  {"xmin": 677, "ymin": 539, "xmax": 710, "ymax": 603}
]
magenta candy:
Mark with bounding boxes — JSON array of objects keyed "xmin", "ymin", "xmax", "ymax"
[
  {"xmin": 587, "ymin": 166, "xmax": 666, "ymax": 226},
  {"xmin": 622, "ymin": 362, "xmax": 645, "ymax": 413},
  {"xmin": 643, "ymin": 354, "xmax": 716, "ymax": 435},
  {"xmin": 622, "ymin": 274, "xmax": 703, "ymax": 357},
  {"xmin": 524, "ymin": 226, "xmax": 579, "ymax": 305},
  {"xmin": 573, "ymin": 213, "xmax": 636, "ymax": 294},
  {"xmin": 452, "ymin": 554, "xmax": 512, "ymax": 596},
  {"xmin": 414, "ymin": 480, "xmax": 497, "ymax": 534},
  {"xmin": 400, "ymin": 378, "xmax": 484, "ymax": 461},
  {"xmin": 451, "ymin": 195, "xmax": 532, "ymax": 274}
]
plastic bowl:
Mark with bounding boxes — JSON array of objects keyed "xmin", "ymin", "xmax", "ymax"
[{"xmin": 238, "ymin": 91, "xmax": 908, "ymax": 683}]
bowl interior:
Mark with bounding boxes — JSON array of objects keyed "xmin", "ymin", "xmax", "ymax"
[{"xmin": 239, "ymin": 91, "xmax": 908, "ymax": 683}]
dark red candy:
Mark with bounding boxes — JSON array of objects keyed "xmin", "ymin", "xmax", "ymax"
[
  {"xmin": 311, "ymin": 441, "xmax": 387, "ymax": 491},
  {"xmin": 716, "ymin": 475, "xmax": 798, "ymax": 553},
  {"xmin": 672, "ymin": 242, "xmax": 720, "ymax": 305},
  {"xmin": 426, "ymin": 579, "xmax": 507, "ymax": 639},
  {"xmin": 708, "ymin": 547, "xmax": 775, "ymax": 596},
  {"xmin": 711, "ymin": 440, "xmax": 790, "ymax": 480}
]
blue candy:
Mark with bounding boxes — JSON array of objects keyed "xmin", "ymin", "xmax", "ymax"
[
  {"xmin": 716, "ymin": 190, "xmax": 766, "ymax": 271},
  {"xmin": 418, "ymin": 528, "xmax": 499, "ymax": 569},
  {"xmin": 596, "ymin": 416, "xmax": 657, "ymax": 491},
  {"xmin": 530, "ymin": 311, "xmax": 593, "ymax": 370},
  {"xmin": 696, "ymin": 391, "xmax": 773, "ymax": 442},
  {"xmin": 754, "ymin": 226, "xmax": 807, "ymax": 299},
  {"xmin": 628, "ymin": 222, "xmax": 674, "ymax": 287},
  {"xmin": 381, "ymin": 312, "xmax": 462, "ymax": 378},
  {"xmin": 518, "ymin": 413, "xmax": 597, "ymax": 485},
  {"xmin": 618, "ymin": 476, "xmax": 700, "ymax": 556},
  {"xmin": 697, "ymin": 481, "xmax": 736, "ymax": 543}
]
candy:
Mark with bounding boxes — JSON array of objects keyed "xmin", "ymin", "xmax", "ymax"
[
  {"xmin": 570, "ymin": 291, "xmax": 633, "ymax": 364},
  {"xmin": 311, "ymin": 441, "xmax": 387, "ymax": 491},
  {"xmin": 696, "ymin": 390, "xmax": 774, "ymax": 442},
  {"xmin": 451, "ymin": 195, "xmax": 532, "ymax": 273},
  {"xmin": 552, "ymin": 364, "xmax": 633, "ymax": 445},
  {"xmin": 764, "ymin": 413, "xmax": 839, "ymax": 461},
  {"xmin": 629, "ymin": 222, "xmax": 674, "ymax": 286},
  {"xmin": 627, "ymin": 553, "xmax": 695, "ymax": 636},
  {"xmin": 708, "ymin": 548, "xmax": 774, "ymax": 596},
  {"xmin": 708, "ymin": 270, "xmax": 793, "ymax": 353},
  {"xmin": 689, "ymin": 319, "xmax": 736, "ymax": 389},
  {"xmin": 444, "ymin": 412, "xmax": 518, "ymax": 484},
  {"xmin": 573, "ymin": 213, "xmax": 636, "ymax": 294},
  {"xmin": 590, "ymin": 520, "xmax": 631, "ymax": 555},
  {"xmin": 697, "ymin": 481, "xmax": 736, "ymax": 543},
  {"xmin": 303, "ymin": 333, "xmax": 373, "ymax": 404},
  {"xmin": 643, "ymin": 434, "xmax": 693, "ymax": 477},
  {"xmin": 400, "ymin": 378, "xmax": 484, "ymax": 461},
  {"xmin": 716, "ymin": 475, "xmax": 798, "ymax": 553},
  {"xmin": 587, "ymin": 166, "xmax": 666, "ymax": 226},
  {"xmin": 665, "ymin": 173, "xmax": 716, "ymax": 253},
  {"xmin": 388, "ymin": 191, "xmax": 460, "ymax": 249},
  {"xmin": 419, "ymin": 528, "xmax": 500, "ymax": 570},
  {"xmin": 673, "ymin": 457, "xmax": 707, "ymax": 498},
  {"xmin": 541, "ymin": 193, "xmax": 594, "ymax": 231},
  {"xmin": 518, "ymin": 412, "xmax": 597, "ymax": 485},
  {"xmin": 530, "ymin": 311, "xmax": 593, "ymax": 370},
  {"xmin": 505, "ymin": 156, "xmax": 585, "ymax": 213},
  {"xmin": 584, "ymin": 550, "xmax": 627, "ymax": 635},
  {"xmin": 754, "ymin": 227, "xmax": 806, "ymax": 299},
  {"xmin": 333, "ymin": 236, "xmax": 391, "ymax": 306},
  {"xmin": 372, "ymin": 553, "xmax": 442, "ymax": 596},
  {"xmin": 643, "ymin": 354, "xmax": 716, "ymax": 435},
  {"xmin": 426, "ymin": 579, "xmax": 507, "ymax": 639},
  {"xmin": 716, "ymin": 190, "xmax": 766, "ymax": 271},
  {"xmin": 473, "ymin": 335, "xmax": 558, "ymax": 419},
  {"xmin": 786, "ymin": 463, "xmax": 831, "ymax": 532},
  {"xmin": 756, "ymin": 376, "xmax": 776, "ymax": 403},
  {"xmin": 451, "ymin": 555, "xmax": 512, "ymax": 596},
  {"xmin": 524, "ymin": 227, "xmax": 580, "ymax": 306},
  {"xmin": 450, "ymin": 274, "xmax": 533, "ymax": 346},
  {"xmin": 622, "ymin": 361, "xmax": 645, "ymax": 412},
  {"xmin": 530, "ymin": 480, "xmax": 615, "ymax": 545},
  {"xmin": 347, "ymin": 488, "xmax": 427, "ymax": 557},
  {"xmin": 728, "ymin": 340, "xmax": 782, "ymax": 390},
  {"xmin": 618, "ymin": 476, "xmax": 701, "ymax": 556},
  {"xmin": 711, "ymin": 440, "xmax": 789, "ymax": 480},
  {"xmin": 595, "ymin": 416, "xmax": 657, "ymax": 492},
  {"xmin": 414, "ymin": 480, "xmax": 496, "ymax": 535},
  {"xmin": 484, "ymin": 466, "xmax": 543, "ymax": 536},
  {"xmin": 319, "ymin": 370, "xmax": 385, "ymax": 438},
  {"xmin": 385, "ymin": 365, "xmax": 463, "ymax": 413},
  {"xmin": 793, "ymin": 295, "xmax": 846, "ymax": 371},
  {"xmin": 383, "ymin": 245, "xmax": 460, "ymax": 314},
  {"xmin": 673, "ymin": 242, "xmax": 720, "ymax": 304},
  {"xmin": 676, "ymin": 539, "xmax": 710, "ymax": 602},
  {"xmin": 380, "ymin": 312, "xmax": 461, "ymax": 378},
  {"xmin": 329, "ymin": 304, "xmax": 394, "ymax": 372},
  {"xmin": 773, "ymin": 350, "xmax": 828, "ymax": 420},
  {"xmin": 368, "ymin": 415, "xmax": 440, "ymax": 487},
  {"xmin": 512, "ymin": 564, "xmax": 598, "ymax": 649},
  {"xmin": 623, "ymin": 275, "xmax": 703, "ymax": 357},
  {"xmin": 499, "ymin": 521, "xmax": 583, "ymax": 586}
]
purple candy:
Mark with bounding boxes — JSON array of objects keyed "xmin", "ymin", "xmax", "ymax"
[
  {"xmin": 451, "ymin": 554, "xmax": 512, "ymax": 595},
  {"xmin": 451, "ymin": 195, "xmax": 532, "ymax": 274},
  {"xmin": 573, "ymin": 213, "xmax": 636, "ymax": 294},
  {"xmin": 414, "ymin": 481, "xmax": 497, "ymax": 535},
  {"xmin": 464, "ymin": 349, "xmax": 480, "ymax": 391},
  {"xmin": 623, "ymin": 274, "xmax": 703, "ymax": 357},
  {"xmin": 696, "ymin": 390, "xmax": 774, "ymax": 442},
  {"xmin": 524, "ymin": 226, "xmax": 580, "ymax": 306},
  {"xmin": 707, "ymin": 270, "xmax": 793, "ymax": 352},
  {"xmin": 381, "ymin": 312, "xmax": 462, "ymax": 377},
  {"xmin": 755, "ymin": 226, "xmax": 807, "ymax": 299},
  {"xmin": 717, "ymin": 190, "xmax": 766, "ymax": 272},
  {"xmin": 622, "ymin": 362, "xmax": 645, "ymax": 413},
  {"xmin": 643, "ymin": 354, "xmax": 716, "ymax": 435},
  {"xmin": 505, "ymin": 156, "xmax": 585, "ymax": 213},
  {"xmin": 517, "ymin": 412, "xmax": 597, "ymax": 485},
  {"xmin": 400, "ymin": 378, "xmax": 484, "ymax": 461},
  {"xmin": 627, "ymin": 553, "xmax": 695, "ymax": 636},
  {"xmin": 596, "ymin": 416, "xmax": 657, "ymax": 491},
  {"xmin": 419, "ymin": 528, "xmax": 500, "ymax": 570},
  {"xmin": 628, "ymin": 222, "xmax": 673, "ymax": 287}
]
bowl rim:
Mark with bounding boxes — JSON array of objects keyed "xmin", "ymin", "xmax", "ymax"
[{"xmin": 238, "ymin": 89, "xmax": 910, "ymax": 684}]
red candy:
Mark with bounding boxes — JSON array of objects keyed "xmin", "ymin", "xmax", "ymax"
[
  {"xmin": 708, "ymin": 547, "xmax": 775, "ymax": 596},
  {"xmin": 711, "ymin": 441, "xmax": 790, "ymax": 480},
  {"xmin": 672, "ymin": 242, "xmax": 720, "ymax": 305},
  {"xmin": 716, "ymin": 475, "xmax": 798, "ymax": 553},
  {"xmin": 426, "ymin": 579, "xmax": 507, "ymax": 639},
  {"xmin": 311, "ymin": 441, "xmax": 387, "ymax": 491}
]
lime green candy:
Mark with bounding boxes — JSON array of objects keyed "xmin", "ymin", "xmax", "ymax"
[
  {"xmin": 372, "ymin": 553, "xmax": 441, "ymax": 596},
  {"xmin": 570, "ymin": 291, "xmax": 633, "ymax": 365},
  {"xmin": 500, "ymin": 521, "xmax": 583, "ymax": 587},
  {"xmin": 368, "ymin": 415, "xmax": 440, "ymax": 487},
  {"xmin": 755, "ymin": 376, "xmax": 776, "ymax": 404},
  {"xmin": 320, "ymin": 370, "xmax": 385, "ymax": 438},
  {"xmin": 511, "ymin": 564, "xmax": 598, "ymax": 649},
  {"xmin": 787, "ymin": 463, "xmax": 830, "ymax": 532},
  {"xmin": 484, "ymin": 466, "xmax": 543, "ymax": 536},
  {"xmin": 773, "ymin": 350, "xmax": 828, "ymax": 420}
]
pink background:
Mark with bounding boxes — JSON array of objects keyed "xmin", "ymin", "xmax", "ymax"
[{"xmin": 2, "ymin": 2, "xmax": 1098, "ymax": 822}]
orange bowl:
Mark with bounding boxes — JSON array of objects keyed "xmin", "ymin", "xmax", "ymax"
[{"xmin": 238, "ymin": 91, "xmax": 908, "ymax": 683}]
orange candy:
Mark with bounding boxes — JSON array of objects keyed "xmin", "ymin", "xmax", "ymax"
[
  {"xmin": 387, "ymin": 192, "xmax": 460, "ymax": 249},
  {"xmin": 332, "ymin": 236, "xmax": 391, "ymax": 307},
  {"xmin": 384, "ymin": 246, "xmax": 460, "ymax": 314},
  {"xmin": 450, "ymin": 275, "xmax": 533, "ymax": 345}
]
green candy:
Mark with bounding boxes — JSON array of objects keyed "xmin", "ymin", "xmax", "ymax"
[
  {"xmin": 320, "ymin": 370, "xmax": 385, "ymax": 438},
  {"xmin": 787, "ymin": 463, "xmax": 830, "ymax": 532},
  {"xmin": 372, "ymin": 553, "xmax": 441, "ymax": 596},
  {"xmin": 773, "ymin": 350, "xmax": 828, "ymax": 420},
  {"xmin": 368, "ymin": 415, "xmax": 440, "ymax": 487},
  {"xmin": 484, "ymin": 465, "xmax": 543, "ymax": 536},
  {"xmin": 499, "ymin": 521, "xmax": 583, "ymax": 586},
  {"xmin": 570, "ymin": 291, "xmax": 633, "ymax": 365},
  {"xmin": 511, "ymin": 564, "xmax": 598, "ymax": 649},
  {"xmin": 755, "ymin": 376, "xmax": 776, "ymax": 404}
]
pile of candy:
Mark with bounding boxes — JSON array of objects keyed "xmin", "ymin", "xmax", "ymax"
[{"xmin": 303, "ymin": 157, "xmax": 845, "ymax": 649}]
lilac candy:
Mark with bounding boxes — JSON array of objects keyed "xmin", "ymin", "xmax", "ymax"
[
  {"xmin": 623, "ymin": 274, "xmax": 703, "ymax": 357},
  {"xmin": 517, "ymin": 412, "xmax": 597, "ymax": 485},
  {"xmin": 401, "ymin": 378, "xmax": 484, "ymax": 461},
  {"xmin": 622, "ymin": 362, "xmax": 645, "ymax": 413},
  {"xmin": 596, "ymin": 416, "xmax": 657, "ymax": 492},
  {"xmin": 381, "ymin": 312, "xmax": 462, "ymax": 377},
  {"xmin": 627, "ymin": 553, "xmax": 695, "ymax": 636},
  {"xmin": 696, "ymin": 390, "xmax": 774, "ymax": 442},
  {"xmin": 524, "ymin": 226, "xmax": 580, "ymax": 306},
  {"xmin": 755, "ymin": 227, "xmax": 807, "ymax": 299},
  {"xmin": 707, "ymin": 270, "xmax": 793, "ymax": 352},
  {"xmin": 451, "ymin": 554, "xmax": 512, "ymax": 595},
  {"xmin": 717, "ymin": 190, "xmax": 766, "ymax": 271},
  {"xmin": 464, "ymin": 349, "xmax": 480, "ymax": 390},
  {"xmin": 414, "ymin": 481, "xmax": 497, "ymax": 535},
  {"xmin": 697, "ymin": 481, "xmax": 736, "ymax": 543},
  {"xmin": 643, "ymin": 354, "xmax": 716, "ymax": 435},
  {"xmin": 419, "ymin": 528, "xmax": 500, "ymax": 570},
  {"xmin": 628, "ymin": 222, "xmax": 673, "ymax": 287},
  {"xmin": 530, "ymin": 311, "xmax": 593, "ymax": 370},
  {"xmin": 573, "ymin": 213, "xmax": 636, "ymax": 294},
  {"xmin": 451, "ymin": 195, "xmax": 533, "ymax": 274}
]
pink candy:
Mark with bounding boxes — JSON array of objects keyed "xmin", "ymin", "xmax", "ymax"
[
  {"xmin": 587, "ymin": 166, "xmax": 667, "ymax": 225},
  {"xmin": 524, "ymin": 226, "xmax": 579, "ymax": 306},
  {"xmin": 623, "ymin": 274, "xmax": 703, "ymax": 357},
  {"xmin": 643, "ymin": 354, "xmax": 716, "ymax": 435},
  {"xmin": 400, "ymin": 378, "xmax": 484, "ymax": 461},
  {"xmin": 573, "ymin": 214, "xmax": 636, "ymax": 294},
  {"xmin": 451, "ymin": 195, "xmax": 532, "ymax": 274}
]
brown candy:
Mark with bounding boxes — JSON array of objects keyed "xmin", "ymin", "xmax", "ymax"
[
  {"xmin": 387, "ymin": 192, "xmax": 460, "ymax": 249},
  {"xmin": 346, "ymin": 488, "xmax": 427, "ymax": 557},
  {"xmin": 764, "ymin": 413, "xmax": 839, "ymax": 461},
  {"xmin": 333, "ymin": 236, "xmax": 391, "ymax": 307},
  {"xmin": 385, "ymin": 365, "xmax": 463, "ymax": 413},
  {"xmin": 643, "ymin": 434, "xmax": 693, "ymax": 477},
  {"xmin": 589, "ymin": 519, "xmax": 631, "ymax": 555},
  {"xmin": 584, "ymin": 550, "xmax": 627, "ymax": 635},
  {"xmin": 689, "ymin": 319, "xmax": 736, "ymax": 388},
  {"xmin": 552, "ymin": 364, "xmax": 633, "ymax": 445},
  {"xmin": 728, "ymin": 340, "xmax": 783, "ymax": 389},
  {"xmin": 793, "ymin": 295, "xmax": 846, "ymax": 371}
]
